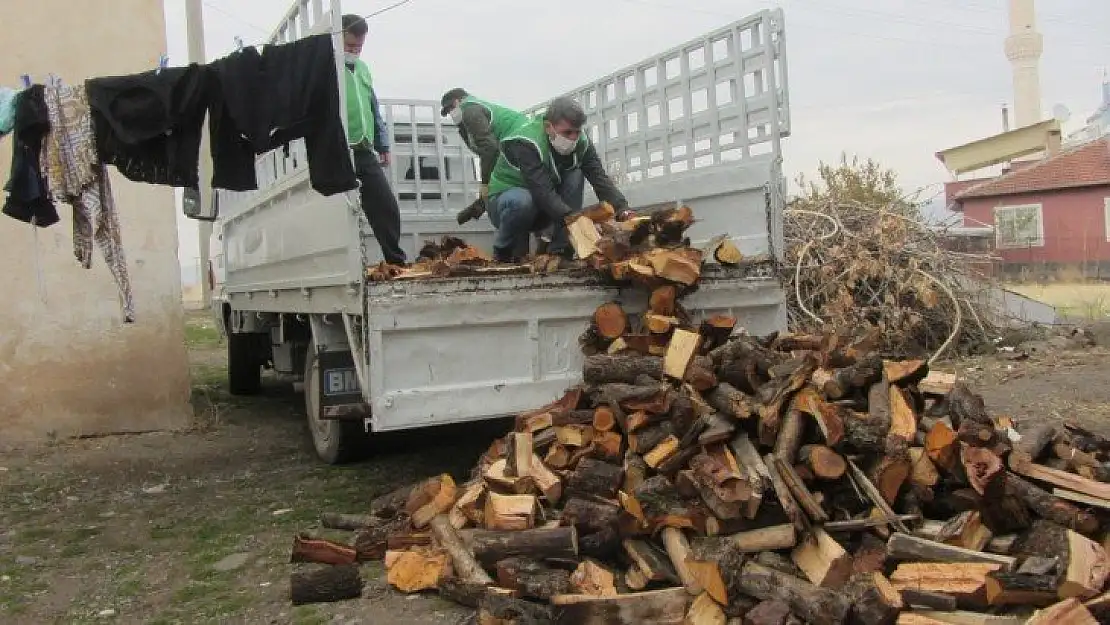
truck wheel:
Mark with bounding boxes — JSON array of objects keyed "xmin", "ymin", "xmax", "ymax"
[
  {"xmin": 227, "ymin": 332, "xmax": 262, "ymax": 395},
  {"xmin": 303, "ymin": 349, "xmax": 364, "ymax": 464}
]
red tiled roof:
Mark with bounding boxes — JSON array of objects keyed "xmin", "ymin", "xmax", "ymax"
[{"xmin": 954, "ymin": 137, "xmax": 1110, "ymax": 200}]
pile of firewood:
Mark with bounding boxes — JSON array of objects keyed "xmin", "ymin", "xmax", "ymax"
[{"xmin": 293, "ymin": 204, "xmax": 1110, "ymax": 624}]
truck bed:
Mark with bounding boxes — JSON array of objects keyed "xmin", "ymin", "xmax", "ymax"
[{"xmin": 362, "ymin": 263, "xmax": 784, "ymax": 432}]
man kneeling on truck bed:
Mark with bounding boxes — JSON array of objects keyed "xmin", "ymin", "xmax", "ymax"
[
  {"xmin": 487, "ymin": 97, "xmax": 629, "ymax": 263},
  {"xmin": 342, "ymin": 14, "xmax": 407, "ymax": 266},
  {"xmin": 439, "ymin": 87, "xmax": 529, "ymax": 225}
]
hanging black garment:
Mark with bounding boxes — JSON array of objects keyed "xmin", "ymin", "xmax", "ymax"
[
  {"xmin": 2, "ymin": 85, "xmax": 59, "ymax": 227},
  {"xmin": 208, "ymin": 33, "xmax": 357, "ymax": 196},
  {"xmin": 85, "ymin": 63, "xmax": 210, "ymax": 189}
]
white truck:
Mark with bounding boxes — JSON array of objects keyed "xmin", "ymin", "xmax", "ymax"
[{"xmin": 200, "ymin": 0, "xmax": 792, "ymax": 464}]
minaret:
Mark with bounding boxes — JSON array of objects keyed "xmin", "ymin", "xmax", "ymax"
[{"xmin": 1004, "ymin": 0, "xmax": 1044, "ymax": 128}]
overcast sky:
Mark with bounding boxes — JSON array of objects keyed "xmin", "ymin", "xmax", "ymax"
[{"xmin": 162, "ymin": 0, "xmax": 1110, "ymax": 273}]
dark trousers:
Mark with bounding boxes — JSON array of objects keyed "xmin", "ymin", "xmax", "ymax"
[{"xmin": 353, "ymin": 148, "xmax": 406, "ymax": 265}]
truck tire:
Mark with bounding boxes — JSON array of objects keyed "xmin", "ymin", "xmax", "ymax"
[
  {"xmin": 303, "ymin": 349, "xmax": 365, "ymax": 465},
  {"xmin": 227, "ymin": 332, "xmax": 262, "ymax": 395}
]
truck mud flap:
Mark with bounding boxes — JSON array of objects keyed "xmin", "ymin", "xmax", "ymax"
[{"xmin": 317, "ymin": 350, "xmax": 370, "ymax": 421}]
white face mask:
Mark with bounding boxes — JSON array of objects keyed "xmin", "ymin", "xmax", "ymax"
[
  {"xmin": 448, "ymin": 107, "xmax": 464, "ymax": 124},
  {"xmin": 549, "ymin": 132, "xmax": 578, "ymax": 156},
  {"xmin": 343, "ymin": 52, "xmax": 359, "ymax": 65}
]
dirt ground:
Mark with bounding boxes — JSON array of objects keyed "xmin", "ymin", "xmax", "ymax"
[{"xmin": 2, "ymin": 313, "xmax": 1109, "ymax": 624}]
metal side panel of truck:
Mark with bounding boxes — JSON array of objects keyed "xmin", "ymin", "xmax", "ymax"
[{"xmin": 208, "ymin": 0, "xmax": 791, "ymax": 463}]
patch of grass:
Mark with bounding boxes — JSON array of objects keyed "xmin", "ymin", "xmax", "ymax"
[
  {"xmin": 184, "ymin": 315, "xmax": 222, "ymax": 349},
  {"xmin": 0, "ymin": 563, "xmax": 49, "ymax": 617},
  {"xmin": 1006, "ymin": 282, "xmax": 1110, "ymax": 320},
  {"xmin": 292, "ymin": 605, "xmax": 331, "ymax": 625}
]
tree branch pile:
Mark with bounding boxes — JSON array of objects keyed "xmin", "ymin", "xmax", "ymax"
[{"xmin": 292, "ymin": 202, "xmax": 1110, "ymax": 623}]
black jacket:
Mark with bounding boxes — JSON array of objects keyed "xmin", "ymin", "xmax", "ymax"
[
  {"xmin": 208, "ymin": 34, "xmax": 357, "ymax": 196},
  {"xmin": 2, "ymin": 85, "xmax": 59, "ymax": 227},
  {"xmin": 86, "ymin": 64, "xmax": 210, "ymax": 189},
  {"xmin": 500, "ymin": 139, "xmax": 628, "ymax": 222}
]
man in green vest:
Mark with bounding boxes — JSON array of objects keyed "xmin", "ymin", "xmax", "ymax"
[
  {"xmin": 486, "ymin": 97, "xmax": 629, "ymax": 262},
  {"xmin": 342, "ymin": 14, "xmax": 407, "ymax": 265},
  {"xmin": 439, "ymin": 88, "xmax": 528, "ymax": 224}
]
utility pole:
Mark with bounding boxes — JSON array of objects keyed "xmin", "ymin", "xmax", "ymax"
[{"xmin": 184, "ymin": 0, "xmax": 214, "ymax": 305}]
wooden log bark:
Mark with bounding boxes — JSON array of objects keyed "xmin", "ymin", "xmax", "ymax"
[
  {"xmin": 886, "ymin": 534, "xmax": 1016, "ymax": 570},
  {"xmin": 457, "ymin": 527, "xmax": 581, "ymax": 572},
  {"xmin": 478, "ymin": 592, "xmax": 556, "ymax": 624},
  {"xmin": 791, "ymin": 528, "xmax": 853, "ymax": 590},
  {"xmin": 352, "ymin": 514, "xmax": 412, "ymax": 561},
  {"xmin": 898, "ymin": 588, "xmax": 957, "ymax": 611},
  {"xmin": 1002, "ymin": 472, "xmax": 1100, "ymax": 535},
  {"xmin": 584, "ymin": 355, "xmax": 664, "ymax": 384},
  {"xmin": 565, "ymin": 458, "xmax": 624, "ymax": 499},
  {"xmin": 774, "ymin": 457, "xmax": 829, "ymax": 523},
  {"xmin": 496, "ymin": 557, "xmax": 571, "ymax": 600},
  {"xmin": 549, "ymin": 588, "xmax": 692, "ymax": 625},
  {"xmin": 624, "ymin": 538, "xmax": 680, "ymax": 585},
  {"xmin": 743, "ymin": 600, "xmax": 794, "ymax": 625},
  {"xmin": 429, "ymin": 515, "xmax": 494, "ymax": 584},
  {"xmin": 823, "ymin": 356, "xmax": 883, "ymax": 399},
  {"xmin": 764, "ymin": 453, "xmax": 811, "ymax": 533},
  {"xmin": 569, "ymin": 559, "xmax": 617, "ymax": 596},
  {"xmin": 729, "ymin": 432, "xmax": 769, "ymax": 519},
  {"xmin": 984, "ymin": 571, "xmax": 1058, "ymax": 607},
  {"xmin": 1085, "ymin": 592, "xmax": 1110, "ymax": 622},
  {"xmin": 728, "ymin": 524, "xmax": 797, "ymax": 553},
  {"xmin": 706, "ymin": 383, "xmax": 756, "ymax": 420},
  {"xmin": 436, "ymin": 577, "xmax": 495, "ymax": 608},
  {"xmin": 845, "ymin": 571, "xmax": 904, "ymax": 625},
  {"xmin": 888, "ymin": 562, "xmax": 1000, "ymax": 609},
  {"xmin": 934, "ymin": 511, "xmax": 992, "ymax": 552},
  {"xmin": 774, "ymin": 408, "xmax": 806, "ymax": 465},
  {"xmin": 320, "ymin": 512, "xmax": 372, "ymax": 531},
  {"xmin": 686, "ymin": 537, "xmax": 747, "ymax": 607},
  {"xmin": 370, "ymin": 483, "xmax": 416, "ymax": 519},
  {"xmin": 1025, "ymin": 597, "xmax": 1099, "ymax": 625},
  {"xmin": 290, "ymin": 563, "xmax": 363, "ymax": 605},
  {"xmin": 798, "ymin": 445, "xmax": 847, "ymax": 481},
  {"xmin": 405, "ymin": 473, "xmax": 458, "ymax": 529},
  {"xmin": 562, "ymin": 497, "xmax": 621, "ymax": 534},
  {"xmin": 735, "ymin": 561, "xmax": 852, "ymax": 625},
  {"xmin": 661, "ymin": 527, "xmax": 703, "ymax": 596},
  {"xmin": 593, "ymin": 302, "xmax": 628, "ymax": 340}
]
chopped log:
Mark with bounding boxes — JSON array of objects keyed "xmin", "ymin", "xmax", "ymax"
[
  {"xmin": 984, "ymin": 571, "xmax": 1058, "ymax": 607},
  {"xmin": 729, "ymin": 432, "xmax": 770, "ymax": 519},
  {"xmin": 291, "ymin": 533, "xmax": 357, "ymax": 566},
  {"xmin": 797, "ymin": 445, "xmax": 847, "ymax": 481},
  {"xmin": 370, "ymin": 483, "xmax": 416, "ymax": 519},
  {"xmin": 774, "ymin": 457, "xmax": 829, "ymax": 523},
  {"xmin": 794, "ymin": 388, "xmax": 846, "ymax": 447},
  {"xmin": 840, "ymin": 410, "xmax": 893, "ymax": 455},
  {"xmin": 735, "ymin": 561, "xmax": 852, "ymax": 625},
  {"xmin": 624, "ymin": 539, "xmax": 679, "ymax": 584},
  {"xmin": 824, "ymin": 356, "xmax": 883, "ymax": 400},
  {"xmin": 935, "ymin": 511, "xmax": 992, "ymax": 552},
  {"xmin": 590, "ymin": 431, "xmax": 623, "ymax": 463},
  {"xmin": 546, "ymin": 444, "xmax": 573, "ymax": 470},
  {"xmin": 386, "ymin": 546, "xmax": 452, "ymax": 593},
  {"xmin": 791, "ymin": 527, "xmax": 853, "ymax": 589},
  {"xmin": 898, "ymin": 613, "xmax": 1025, "ymax": 625},
  {"xmin": 645, "ymin": 248, "xmax": 701, "ymax": 286},
  {"xmin": 1058, "ymin": 528, "xmax": 1110, "ymax": 600},
  {"xmin": 1052, "ymin": 488, "xmax": 1110, "ymax": 510},
  {"xmin": 743, "ymin": 600, "xmax": 794, "ymax": 625},
  {"xmin": 579, "ymin": 525, "xmax": 622, "ymax": 561},
  {"xmin": 918, "ymin": 370, "xmax": 957, "ymax": 396},
  {"xmin": 565, "ymin": 458, "xmax": 624, "ymax": 499},
  {"xmin": 774, "ymin": 408, "xmax": 806, "ymax": 465},
  {"xmin": 686, "ymin": 591, "xmax": 727, "ymax": 625},
  {"xmin": 549, "ymin": 587, "xmax": 692, "ymax": 625},
  {"xmin": 945, "ymin": 383, "xmax": 990, "ymax": 430},
  {"xmin": 686, "ymin": 537, "xmax": 747, "ymax": 606},
  {"xmin": 461, "ymin": 526, "xmax": 579, "ymax": 568},
  {"xmin": 756, "ymin": 356, "xmax": 818, "ymax": 446},
  {"xmin": 697, "ymin": 413, "xmax": 737, "ymax": 447},
  {"xmin": 665, "ymin": 329, "xmax": 703, "ymax": 380},
  {"xmin": 925, "ymin": 421, "xmax": 960, "ymax": 475},
  {"xmin": 593, "ymin": 406, "xmax": 618, "ymax": 433},
  {"xmin": 555, "ymin": 424, "xmax": 594, "ymax": 449},
  {"xmin": 630, "ymin": 421, "xmax": 676, "ymax": 454},
  {"xmin": 507, "ymin": 432, "xmax": 534, "ymax": 478},
  {"xmin": 712, "ymin": 238, "xmax": 743, "ymax": 266},
  {"xmin": 825, "ymin": 514, "xmax": 921, "ymax": 534},
  {"xmin": 568, "ymin": 215, "xmax": 602, "ymax": 259},
  {"xmin": 1018, "ymin": 556, "xmax": 1060, "ymax": 576},
  {"xmin": 528, "ymin": 455, "xmax": 563, "ymax": 504},
  {"xmin": 649, "ymin": 285, "xmax": 678, "ymax": 317},
  {"xmin": 320, "ymin": 512, "xmax": 372, "ymax": 531},
  {"xmin": 1025, "ymin": 597, "xmax": 1099, "ymax": 625},
  {"xmin": 623, "ymin": 451, "xmax": 650, "ymax": 494},
  {"xmin": 899, "ymin": 589, "xmax": 958, "ymax": 611},
  {"xmin": 764, "ymin": 453, "xmax": 811, "ymax": 533},
  {"xmin": 625, "ymin": 475, "xmax": 711, "ymax": 531},
  {"xmin": 1001, "ymin": 472, "xmax": 1100, "ymax": 535},
  {"xmin": 593, "ymin": 302, "xmax": 628, "ymax": 340},
  {"xmin": 1011, "ymin": 459, "xmax": 1110, "ymax": 501},
  {"xmin": 352, "ymin": 514, "xmax": 412, "ymax": 561},
  {"xmin": 707, "ymin": 382, "xmax": 756, "ymax": 420},
  {"xmin": 908, "ymin": 447, "xmax": 940, "ymax": 488},
  {"xmin": 889, "ymin": 386, "xmax": 918, "ymax": 443},
  {"xmin": 846, "ymin": 571, "xmax": 904, "ymax": 625},
  {"xmin": 886, "ymin": 534, "xmax": 1016, "ymax": 570},
  {"xmin": 699, "ymin": 315, "xmax": 738, "ymax": 351},
  {"xmin": 661, "ymin": 527, "xmax": 703, "ymax": 595},
  {"xmin": 854, "ymin": 533, "xmax": 890, "ymax": 575},
  {"xmin": 584, "ymin": 355, "xmax": 664, "ymax": 384},
  {"xmin": 484, "ymin": 493, "xmax": 537, "ymax": 530},
  {"xmin": 478, "ymin": 592, "xmax": 556, "ymax": 625},
  {"xmin": 451, "ymin": 480, "xmax": 487, "ymax": 528},
  {"xmin": 645, "ymin": 436, "xmax": 682, "ymax": 468},
  {"xmin": 386, "ymin": 530, "xmax": 433, "ymax": 551},
  {"xmin": 496, "ymin": 557, "xmax": 571, "ymax": 600},
  {"xmin": 406, "ymin": 473, "xmax": 458, "ymax": 529},
  {"xmin": 888, "ymin": 562, "xmax": 1000, "ymax": 609},
  {"xmin": 436, "ymin": 577, "xmax": 495, "ymax": 608},
  {"xmin": 884, "ymin": 359, "xmax": 928, "ymax": 385},
  {"xmin": 1084, "ymin": 592, "xmax": 1110, "ymax": 622},
  {"xmin": 570, "ymin": 559, "xmax": 617, "ymax": 596},
  {"xmin": 847, "ymin": 460, "xmax": 911, "ymax": 534},
  {"xmin": 485, "ymin": 459, "xmax": 539, "ymax": 495},
  {"xmin": 728, "ymin": 524, "xmax": 797, "ymax": 553},
  {"xmin": 868, "ymin": 450, "xmax": 911, "ymax": 506},
  {"xmin": 429, "ymin": 515, "xmax": 493, "ymax": 585},
  {"xmin": 562, "ymin": 497, "xmax": 621, "ymax": 534},
  {"xmin": 290, "ymin": 563, "xmax": 362, "ymax": 605}
]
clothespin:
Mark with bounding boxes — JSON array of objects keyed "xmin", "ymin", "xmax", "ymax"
[
  {"xmin": 234, "ymin": 36, "xmax": 244, "ymax": 52},
  {"xmin": 156, "ymin": 54, "xmax": 169, "ymax": 75},
  {"xmin": 20, "ymin": 74, "xmax": 31, "ymax": 88}
]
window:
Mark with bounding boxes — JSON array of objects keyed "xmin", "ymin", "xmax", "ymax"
[
  {"xmin": 1105, "ymin": 197, "xmax": 1110, "ymax": 242},
  {"xmin": 994, "ymin": 204, "xmax": 1044, "ymax": 249}
]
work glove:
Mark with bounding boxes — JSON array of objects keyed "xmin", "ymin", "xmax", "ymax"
[{"xmin": 456, "ymin": 197, "xmax": 487, "ymax": 225}]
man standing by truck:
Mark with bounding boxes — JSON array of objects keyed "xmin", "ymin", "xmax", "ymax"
[
  {"xmin": 342, "ymin": 14, "xmax": 407, "ymax": 266},
  {"xmin": 439, "ymin": 88, "xmax": 528, "ymax": 224},
  {"xmin": 486, "ymin": 97, "xmax": 629, "ymax": 262}
]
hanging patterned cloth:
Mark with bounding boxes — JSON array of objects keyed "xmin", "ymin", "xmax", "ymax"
[{"xmin": 39, "ymin": 76, "xmax": 134, "ymax": 322}]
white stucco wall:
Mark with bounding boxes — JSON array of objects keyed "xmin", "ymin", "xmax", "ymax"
[{"xmin": 0, "ymin": 1, "xmax": 191, "ymax": 443}]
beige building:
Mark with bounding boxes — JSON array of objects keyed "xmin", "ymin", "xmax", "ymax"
[{"xmin": 0, "ymin": 0, "xmax": 190, "ymax": 444}]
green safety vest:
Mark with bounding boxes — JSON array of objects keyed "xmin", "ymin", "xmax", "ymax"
[
  {"xmin": 459, "ymin": 95, "xmax": 528, "ymax": 144},
  {"xmin": 345, "ymin": 59, "xmax": 376, "ymax": 146},
  {"xmin": 487, "ymin": 116, "xmax": 590, "ymax": 197}
]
